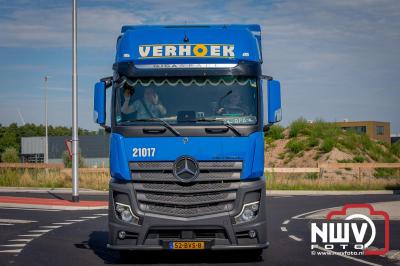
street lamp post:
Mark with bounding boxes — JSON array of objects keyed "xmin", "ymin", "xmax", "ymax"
[
  {"xmin": 44, "ymin": 76, "xmax": 49, "ymax": 166},
  {"xmin": 72, "ymin": 0, "xmax": 79, "ymax": 202}
]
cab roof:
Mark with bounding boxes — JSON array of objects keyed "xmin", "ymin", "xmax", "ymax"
[{"xmin": 115, "ymin": 24, "xmax": 262, "ymax": 65}]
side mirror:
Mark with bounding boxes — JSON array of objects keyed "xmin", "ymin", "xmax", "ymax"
[
  {"xmin": 262, "ymin": 78, "xmax": 282, "ymax": 131},
  {"xmin": 93, "ymin": 81, "xmax": 106, "ymax": 125},
  {"xmin": 267, "ymin": 79, "xmax": 282, "ymax": 124}
]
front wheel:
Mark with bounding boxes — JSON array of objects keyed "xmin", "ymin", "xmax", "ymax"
[
  {"xmin": 119, "ymin": 250, "xmax": 132, "ymax": 261},
  {"xmin": 238, "ymin": 249, "xmax": 263, "ymax": 260}
]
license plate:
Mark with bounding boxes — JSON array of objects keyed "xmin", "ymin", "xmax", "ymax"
[{"xmin": 169, "ymin": 241, "xmax": 205, "ymax": 250}]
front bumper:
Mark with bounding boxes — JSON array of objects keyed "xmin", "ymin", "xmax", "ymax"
[{"xmin": 108, "ymin": 178, "xmax": 268, "ymax": 251}]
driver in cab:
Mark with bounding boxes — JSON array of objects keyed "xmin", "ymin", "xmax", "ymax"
[
  {"xmin": 216, "ymin": 90, "xmax": 249, "ymax": 116},
  {"xmin": 121, "ymin": 86, "xmax": 167, "ymax": 119}
]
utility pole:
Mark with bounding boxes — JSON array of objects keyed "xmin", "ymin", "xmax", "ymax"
[
  {"xmin": 44, "ymin": 76, "xmax": 49, "ymax": 166},
  {"xmin": 72, "ymin": 0, "xmax": 79, "ymax": 202}
]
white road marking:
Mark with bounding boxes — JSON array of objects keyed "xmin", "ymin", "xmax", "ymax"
[
  {"xmin": 18, "ymin": 234, "xmax": 42, "ymax": 237},
  {"xmin": 292, "ymin": 207, "xmax": 334, "ymax": 219},
  {"xmin": 313, "ymin": 245, "xmax": 381, "ymax": 266},
  {"xmin": 94, "ymin": 213, "xmax": 107, "ymax": 216},
  {"xmin": 385, "ymin": 249, "xmax": 400, "ymax": 261},
  {"xmin": 0, "ymin": 223, "xmax": 13, "ymax": 226},
  {"xmin": 9, "ymin": 239, "xmax": 33, "ymax": 242},
  {"xmin": 369, "ymin": 246, "xmax": 400, "ymax": 262},
  {"xmin": 66, "ymin": 219, "xmax": 85, "ymax": 222},
  {"xmin": 0, "ymin": 219, "xmax": 37, "ymax": 224},
  {"xmin": 29, "ymin": 229, "xmax": 52, "ymax": 233},
  {"xmin": 288, "ymin": 235, "xmax": 303, "ymax": 242},
  {"xmin": 0, "ymin": 249, "xmax": 22, "ymax": 253},
  {"xmin": 80, "ymin": 216, "xmax": 98, "ymax": 219},
  {"xmin": 52, "ymin": 222, "xmax": 73, "ymax": 225},
  {"xmin": 280, "ymin": 227, "xmax": 287, "ymax": 232},
  {"xmin": 1, "ymin": 244, "xmax": 26, "ymax": 247},
  {"xmin": 282, "ymin": 220, "xmax": 290, "ymax": 225},
  {"xmin": 40, "ymin": 225, "xmax": 61, "ymax": 229}
]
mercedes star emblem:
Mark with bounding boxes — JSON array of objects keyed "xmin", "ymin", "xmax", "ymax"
[{"xmin": 173, "ymin": 156, "xmax": 200, "ymax": 183}]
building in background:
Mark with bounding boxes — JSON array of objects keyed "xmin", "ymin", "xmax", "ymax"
[
  {"xmin": 21, "ymin": 136, "xmax": 109, "ymax": 167},
  {"xmin": 335, "ymin": 121, "xmax": 391, "ymax": 144}
]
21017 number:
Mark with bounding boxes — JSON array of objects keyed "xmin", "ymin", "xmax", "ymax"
[{"xmin": 133, "ymin": 147, "xmax": 156, "ymax": 158}]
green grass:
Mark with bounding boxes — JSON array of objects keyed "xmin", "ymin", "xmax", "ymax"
[
  {"xmin": 265, "ymin": 124, "xmax": 285, "ymax": 145},
  {"xmin": 286, "ymin": 139, "xmax": 306, "ymax": 154},
  {"xmin": 266, "ymin": 173, "xmax": 400, "ymax": 190},
  {"xmin": 288, "ymin": 118, "xmax": 309, "ymax": 138},
  {"xmin": 281, "ymin": 119, "xmax": 400, "ymax": 163},
  {"xmin": 320, "ymin": 138, "xmax": 335, "ymax": 153},
  {"xmin": 0, "ymin": 169, "xmax": 109, "ymax": 190},
  {"xmin": 391, "ymin": 141, "xmax": 400, "ymax": 157}
]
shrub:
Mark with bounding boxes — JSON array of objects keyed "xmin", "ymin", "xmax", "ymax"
[
  {"xmin": 391, "ymin": 141, "xmax": 400, "ymax": 157},
  {"xmin": 286, "ymin": 139, "xmax": 306, "ymax": 154},
  {"xmin": 289, "ymin": 118, "xmax": 309, "ymax": 138},
  {"xmin": 353, "ymin": 156, "xmax": 365, "ymax": 163},
  {"xmin": 320, "ymin": 138, "xmax": 335, "ymax": 153},
  {"xmin": 338, "ymin": 132, "xmax": 359, "ymax": 152},
  {"xmin": 305, "ymin": 173, "xmax": 318, "ymax": 180},
  {"xmin": 374, "ymin": 168, "xmax": 397, "ymax": 178},
  {"xmin": 1, "ymin": 147, "xmax": 19, "ymax": 163},
  {"xmin": 62, "ymin": 150, "xmax": 86, "ymax": 168},
  {"xmin": 307, "ymin": 137, "xmax": 319, "ymax": 148},
  {"xmin": 265, "ymin": 125, "xmax": 285, "ymax": 140},
  {"xmin": 311, "ymin": 120, "xmax": 341, "ymax": 140}
]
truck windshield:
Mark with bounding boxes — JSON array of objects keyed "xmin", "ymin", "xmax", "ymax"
[{"xmin": 115, "ymin": 76, "xmax": 258, "ymax": 125}]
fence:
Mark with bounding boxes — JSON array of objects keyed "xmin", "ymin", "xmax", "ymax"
[
  {"xmin": 1, "ymin": 163, "xmax": 400, "ymax": 178},
  {"xmin": 265, "ymin": 163, "xmax": 400, "ymax": 178},
  {"xmin": 0, "ymin": 163, "xmax": 107, "ymax": 174}
]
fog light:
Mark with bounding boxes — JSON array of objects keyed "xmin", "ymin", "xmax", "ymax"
[
  {"xmin": 234, "ymin": 201, "xmax": 260, "ymax": 224},
  {"xmin": 118, "ymin": 231, "xmax": 126, "ymax": 239},
  {"xmin": 115, "ymin": 202, "xmax": 140, "ymax": 224},
  {"xmin": 248, "ymin": 230, "xmax": 257, "ymax": 239}
]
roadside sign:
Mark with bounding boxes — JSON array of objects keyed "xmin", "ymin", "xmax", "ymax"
[{"xmin": 65, "ymin": 139, "xmax": 72, "ymax": 160}]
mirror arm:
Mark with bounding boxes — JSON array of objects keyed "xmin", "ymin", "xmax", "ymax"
[
  {"xmin": 263, "ymin": 124, "xmax": 271, "ymax": 132},
  {"xmin": 101, "ymin": 124, "xmax": 111, "ymax": 133},
  {"xmin": 261, "ymin": 75, "xmax": 273, "ymax": 80},
  {"xmin": 100, "ymin": 76, "xmax": 113, "ymax": 89}
]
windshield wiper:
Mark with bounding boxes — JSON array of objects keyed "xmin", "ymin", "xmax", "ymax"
[
  {"xmin": 124, "ymin": 118, "xmax": 181, "ymax": 136},
  {"xmin": 196, "ymin": 118, "xmax": 242, "ymax": 136}
]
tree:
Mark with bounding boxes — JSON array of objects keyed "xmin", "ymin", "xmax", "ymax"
[
  {"xmin": 1, "ymin": 147, "xmax": 19, "ymax": 163},
  {"xmin": 0, "ymin": 131, "xmax": 18, "ymax": 155},
  {"xmin": 0, "ymin": 123, "xmax": 99, "ymax": 158}
]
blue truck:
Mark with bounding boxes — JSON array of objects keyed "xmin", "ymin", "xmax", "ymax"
[{"xmin": 93, "ymin": 24, "xmax": 281, "ymax": 258}]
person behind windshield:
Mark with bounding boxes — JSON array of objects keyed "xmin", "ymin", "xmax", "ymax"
[
  {"xmin": 121, "ymin": 86, "xmax": 167, "ymax": 119},
  {"xmin": 216, "ymin": 90, "xmax": 250, "ymax": 116}
]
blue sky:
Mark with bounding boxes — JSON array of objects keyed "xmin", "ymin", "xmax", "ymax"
[{"xmin": 0, "ymin": 0, "xmax": 399, "ymax": 133}]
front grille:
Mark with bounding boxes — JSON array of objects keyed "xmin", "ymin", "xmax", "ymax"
[
  {"xmin": 130, "ymin": 161, "xmax": 242, "ymax": 217},
  {"xmin": 147, "ymin": 229, "xmax": 228, "ymax": 240}
]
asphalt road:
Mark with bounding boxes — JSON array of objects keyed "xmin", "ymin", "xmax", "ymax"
[{"xmin": 0, "ymin": 192, "xmax": 399, "ymax": 266}]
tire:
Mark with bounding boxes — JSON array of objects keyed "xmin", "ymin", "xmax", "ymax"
[
  {"xmin": 119, "ymin": 250, "xmax": 132, "ymax": 261},
  {"xmin": 239, "ymin": 249, "xmax": 263, "ymax": 260}
]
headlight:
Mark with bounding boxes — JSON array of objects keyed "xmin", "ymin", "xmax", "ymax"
[
  {"xmin": 115, "ymin": 202, "xmax": 140, "ymax": 224},
  {"xmin": 234, "ymin": 201, "xmax": 260, "ymax": 224}
]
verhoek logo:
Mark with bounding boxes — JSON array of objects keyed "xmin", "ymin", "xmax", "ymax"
[
  {"xmin": 310, "ymin": 204, "xmax": 390, "ymax": 256},
  {"xmin": 138, "ymin": 44, "xmax": 235, "ymax": 58}
]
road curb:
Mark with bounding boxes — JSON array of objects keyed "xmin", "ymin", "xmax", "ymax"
[
  {"xmin": 0, "ymin": 196, "xmax": 108, "ymax": 211},
  {"xmin": 0, "ymin": 202, "xmax": 108, "ymax": 210},
  {"xmin": 0, "ymin": 187, "xmax": 108, "ymax": 195},
  {"xmin": 267, "ymin": 190, "xmax": 395, "ymax": 196}
]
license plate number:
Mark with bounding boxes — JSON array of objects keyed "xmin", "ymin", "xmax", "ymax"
[{"xmin": 169, "ymin": 241, "xmax": 205, "ymax": 250}]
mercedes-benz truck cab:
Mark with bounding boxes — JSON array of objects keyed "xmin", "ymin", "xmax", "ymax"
[{"xmin": 93, "ymin": 24, "xmax": 282, "ymax": 258}]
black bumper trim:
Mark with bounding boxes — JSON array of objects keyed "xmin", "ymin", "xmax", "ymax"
[{"xmin": 107, "ymin": 242, "xmax": 269, "ymax": 251}]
